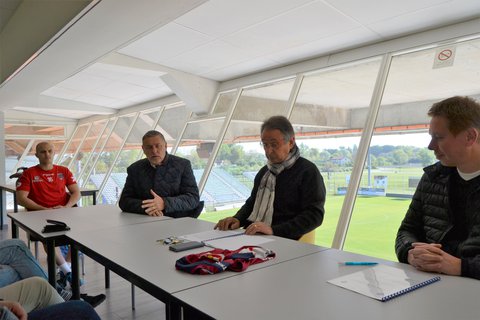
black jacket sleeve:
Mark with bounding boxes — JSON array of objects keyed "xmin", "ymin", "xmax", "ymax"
[
  {"xmin": 461, "ymin": 256, "xmax": 480, "ymax": 279},
  {"xmin": 233, "ymin": 159, "xmax": 326, "ymax": 240},
  {"xmin": 395, "ymin": 175, "xmax": 428, "ymax": 262},
  {"xmin": 162, "ymin": 160, "xmax": 200, "ymax": 218},
  {"xmin": 270, "ymin": 163, "xmax": 325, "ymax": 240},
  {"xmin": 118, "ymin": 164, "xmax": 149, "ymax": 214}
]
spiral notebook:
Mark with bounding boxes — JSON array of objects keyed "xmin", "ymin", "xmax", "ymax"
[{"xmin": 327, "ymin": 264, "xmax": 441, "ymax": 302}]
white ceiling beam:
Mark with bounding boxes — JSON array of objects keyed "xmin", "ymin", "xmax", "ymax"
[
  {"xmin": 0, "ymin": 0, "xmax": 208, "ymax": 111},
  {"xmin": 160, "ymin": 69, "xmax": 218, "ymax": 115},
  {"xmin": 102, "ymin": 52, "xmax": 218, "ymax": 114},
  {"xmin": 36, "ymin": 96, "xmax": 116, "ymax": 114}
]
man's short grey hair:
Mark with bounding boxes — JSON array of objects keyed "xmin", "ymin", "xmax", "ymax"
[
  {"xmin": 261, "ymin": 115, "xmax": 294, "ymax": 142},
  {"xmin": 142, "ymin": 130, "xmax": 166, "ymax": 143}
]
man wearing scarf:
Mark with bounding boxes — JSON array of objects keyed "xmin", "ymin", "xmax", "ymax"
[{"xmin": 215, "ymin": 116, "xmax": 326, "ymax": 240}]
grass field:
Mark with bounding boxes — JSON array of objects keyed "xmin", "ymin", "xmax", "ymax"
[{"xmin": 199, "ymin": 195, "xmax": 411, "ymax": 262}]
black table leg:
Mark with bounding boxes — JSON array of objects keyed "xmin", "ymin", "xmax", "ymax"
[
  {"xmin": 105, "ymin": 268, "xmax": 110, "ymax": 288},
  {"xmin": 71, "ymin": 245, "xmax": 80, "ymax": 299},
  {"xmin": 46, "ymin": 240, "xmax": 56, "ymax": 287}
]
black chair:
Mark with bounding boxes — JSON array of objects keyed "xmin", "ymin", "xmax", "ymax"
[
  {"xmin": 192, "ymin": 201, "xmax": 204, "ymax": 218},
  {"xmin": 8, "ymin": 167, "xmax": 28, "ymax": 179}
]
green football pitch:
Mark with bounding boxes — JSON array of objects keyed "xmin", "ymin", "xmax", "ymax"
[{"xmin": 199, "ymin": 195, "xmax": 411, "ymax": 262}]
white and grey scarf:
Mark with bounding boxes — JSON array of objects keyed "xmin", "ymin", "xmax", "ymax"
[{"xmin": 247, "ymin": 145, "xmax": 300, "ymax": 226}]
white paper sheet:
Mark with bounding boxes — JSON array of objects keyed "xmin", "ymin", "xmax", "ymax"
[
  {"xmin": 180, "ymin": 229, "xmax": 244, "ymax": 242},
  {"xmin": 180, "ymin": 229, "xmax": 274, "ymax": 250},
  {"xmin": 205, "ymin": 234, "xmax": 274, "ymax": 250}
]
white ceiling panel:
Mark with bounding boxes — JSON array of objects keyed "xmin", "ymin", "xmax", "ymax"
[
  {"xmin": 118, "ymin": 22, "xmax": 213, "ymax": 64},
  {"xmin": 262, "ymin": 27, "xmax": 378, "ymax": 64},
  {"xmin": 71, "ymin": 93, "xmax": 120, "ymax": 108},
  {"xmin": 56, "ymin": 73, "xmax": 112, "ymax": 91},
  {"xmin": 127, "ymin": 88, "xmax": 172, "ymax": 104},
  {"xmin": 121, "ymin": 74, "xmax": 169, "ymax": 89},
  {"xmin": 85, "ymin": 62, "xmax": 166, "ymax": 79},
  {"xmin": 165, "ymin": 39, "xmax": 261, "ymax": 75},
  {"xmin": 91, "ymin": 81, "xmax": 148, "ymax": 100},
  {"xmin": 174, "ymin": 0, "xmax": 314, "ymax": 38},
  {"xmin": 367, "ymin": 1, "xmax": 480, "ymax": 37},
  {"xmin": 201, "ymin": 56, "xmax": 280, "ymax": 81},
  {"xmin": 325, "ymin": 0, "xmax": 450, "ymax": 24},
  {"xmin": 13, "ymin": 107, "xmax": 98, "ymax": 119},
  {"xmin": 223, "ymin": 2, "xmax": 360, "ymax": 58},
  {"xmin": 41, "ymin": 86, "xmax": 83, "ymax": 101}
]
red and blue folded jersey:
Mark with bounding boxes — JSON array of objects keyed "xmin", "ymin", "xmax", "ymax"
[{"xmin": 175, "ymin": 246, "xmax": 276, "ymax": 275}]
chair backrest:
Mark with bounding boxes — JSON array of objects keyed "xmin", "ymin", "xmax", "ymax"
[
  {"xmin": 9, "ymin": 167, "xmax": 29, "ymax": 179},
  {"xmin": 299, "ymin": 229, "xmax": 316, "ymax": 244},
  {"xmin": 192, "ymin": 201, "xmax": 204, "ymax": 218}
]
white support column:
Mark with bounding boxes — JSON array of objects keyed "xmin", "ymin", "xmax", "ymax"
[
  {"xmin": 10, "ymin": 139, "xmax": 35, "ymax": 180},
  {"xmin": 197, "ymin": 89, "xmax": 242, "ymax": 194},
  {"xmin": 331, "ymin": 54, "xmax": 393, "ymax": 249},
  {"xmin": 0, "ymin": 111, "xmax": 6, "ymax": 228}
]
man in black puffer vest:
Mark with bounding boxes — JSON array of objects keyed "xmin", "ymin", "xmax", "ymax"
[
  {"xmin": 119, "ymin": 130, "xmax": 200, "ymax": 218},
  {"xmin": 396, "ymin": 96, "xmax": 480, "ymax": 280}
]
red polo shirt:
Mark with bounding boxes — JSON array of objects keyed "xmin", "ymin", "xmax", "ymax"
[{"xmin": 16, "ymin": 165, "xmax": 77, "ymax": 208}]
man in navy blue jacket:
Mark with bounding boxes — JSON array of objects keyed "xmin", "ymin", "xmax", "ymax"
[{"xmin": 119, "ymin": 130, "xmax": 200, "ymax": 218}]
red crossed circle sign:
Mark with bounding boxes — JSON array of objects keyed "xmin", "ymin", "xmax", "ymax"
[{"xmin": 438, "ymin": 49, "xmax": 452, "ymax": 61}]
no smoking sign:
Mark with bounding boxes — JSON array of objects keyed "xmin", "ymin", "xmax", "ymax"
[{"xmin": 433, "ymin": 47, "xmax": 456, "ymax": 69}]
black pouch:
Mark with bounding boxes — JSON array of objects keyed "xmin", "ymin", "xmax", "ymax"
[{"xmin": 42, "ymin": 219, "xmax": 71, "ymax": 233}]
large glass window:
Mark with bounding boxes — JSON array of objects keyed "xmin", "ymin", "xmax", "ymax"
[
  {"xmin": 212, "ymin": 91, "xmax": 236, "ymax": 115},
  {"xmin": 93, "ymin": 115, "xmax": 136, "ymax": 204},
  {"xmin": 200, "ymin": 79, "xmax": 295, "ymax": 223},
  {"xmin": 5, "ymin": 124, "xmax": 67, "ymax": 180},
  {"xmin": 177, "ymin": 118, "xmax": 225, "ymax": 195},
  {"xmin": 344, "ymin": 38, "xmax": 480, "ymax": 260},
  {"xmin": 232, "ymin": 78, "xmax": 294, "ymax": 121},
  {"xmin": 110, "ymin": 110, "xmax": 162, "ymax": 201},
  {"xmin": 290, "ymin": 58, "xmax": 382, "ymax": 247},
  {"xmin": 4, "ymin": 141, "xmax": 36, "ymax": 183},
  {"xmin": 80, "ymin": 120, "xmax": 115, "ymax": 189},
  {"xmin": 157, "ymin": 104, "xmax": 190, "ymax": 144},
  {"xmin": 58, "ymin": 124, "xmax": 89, "ymax": 169}
]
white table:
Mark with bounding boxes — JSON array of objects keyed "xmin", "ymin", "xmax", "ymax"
[
  {"xmin": 8, "ymin": 205, "xmax": 170, "ymax": 297},
  {"xmin": 68, "ymin": 217, "xmax": 329, "ymax": 319},
  {"xmin": 0, "ymin": 183, "xmax": 99, "ymax": 229},
  {"xmin": 173, "ymin": 248, "xmax": 480, "ymax": 320}
]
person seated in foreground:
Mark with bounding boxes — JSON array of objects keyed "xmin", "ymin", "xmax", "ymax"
[
  {"xmin": 396, "ymin": 96, "xmax": 480, "ymax": 279},
  {"xmin": 0, "ymin": 239, "xmax": 105, "ymax": 308},
  {"xmin": 215, "ymin": 115, "xmax": 326, "ymax": 240},
  {"xmin": 0, "ymin": 277, "xmax": 100, "ymax": 320},
  {"xmin": 119, "ymin": 130, "xmax": 200, "ymax": 218}
]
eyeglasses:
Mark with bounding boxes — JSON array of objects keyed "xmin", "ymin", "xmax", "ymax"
[{"xmin": 260, "ymin": 141, "xmax": 281, "ymax": 150}]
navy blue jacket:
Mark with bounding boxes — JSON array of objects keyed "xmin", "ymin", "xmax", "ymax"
[{"xmin": 119, "ymin": 153, "xmax": 199, "ymax": 218}]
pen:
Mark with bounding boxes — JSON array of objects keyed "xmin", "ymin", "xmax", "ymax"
[{"xmin": 342, "ymin": 262, "xmax": 378, "ymax": 266}]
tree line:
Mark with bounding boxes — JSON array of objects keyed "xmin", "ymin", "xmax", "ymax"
[{"xmin": 181, "ymin": 143, "xmax": 436, "ymax": 175}]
